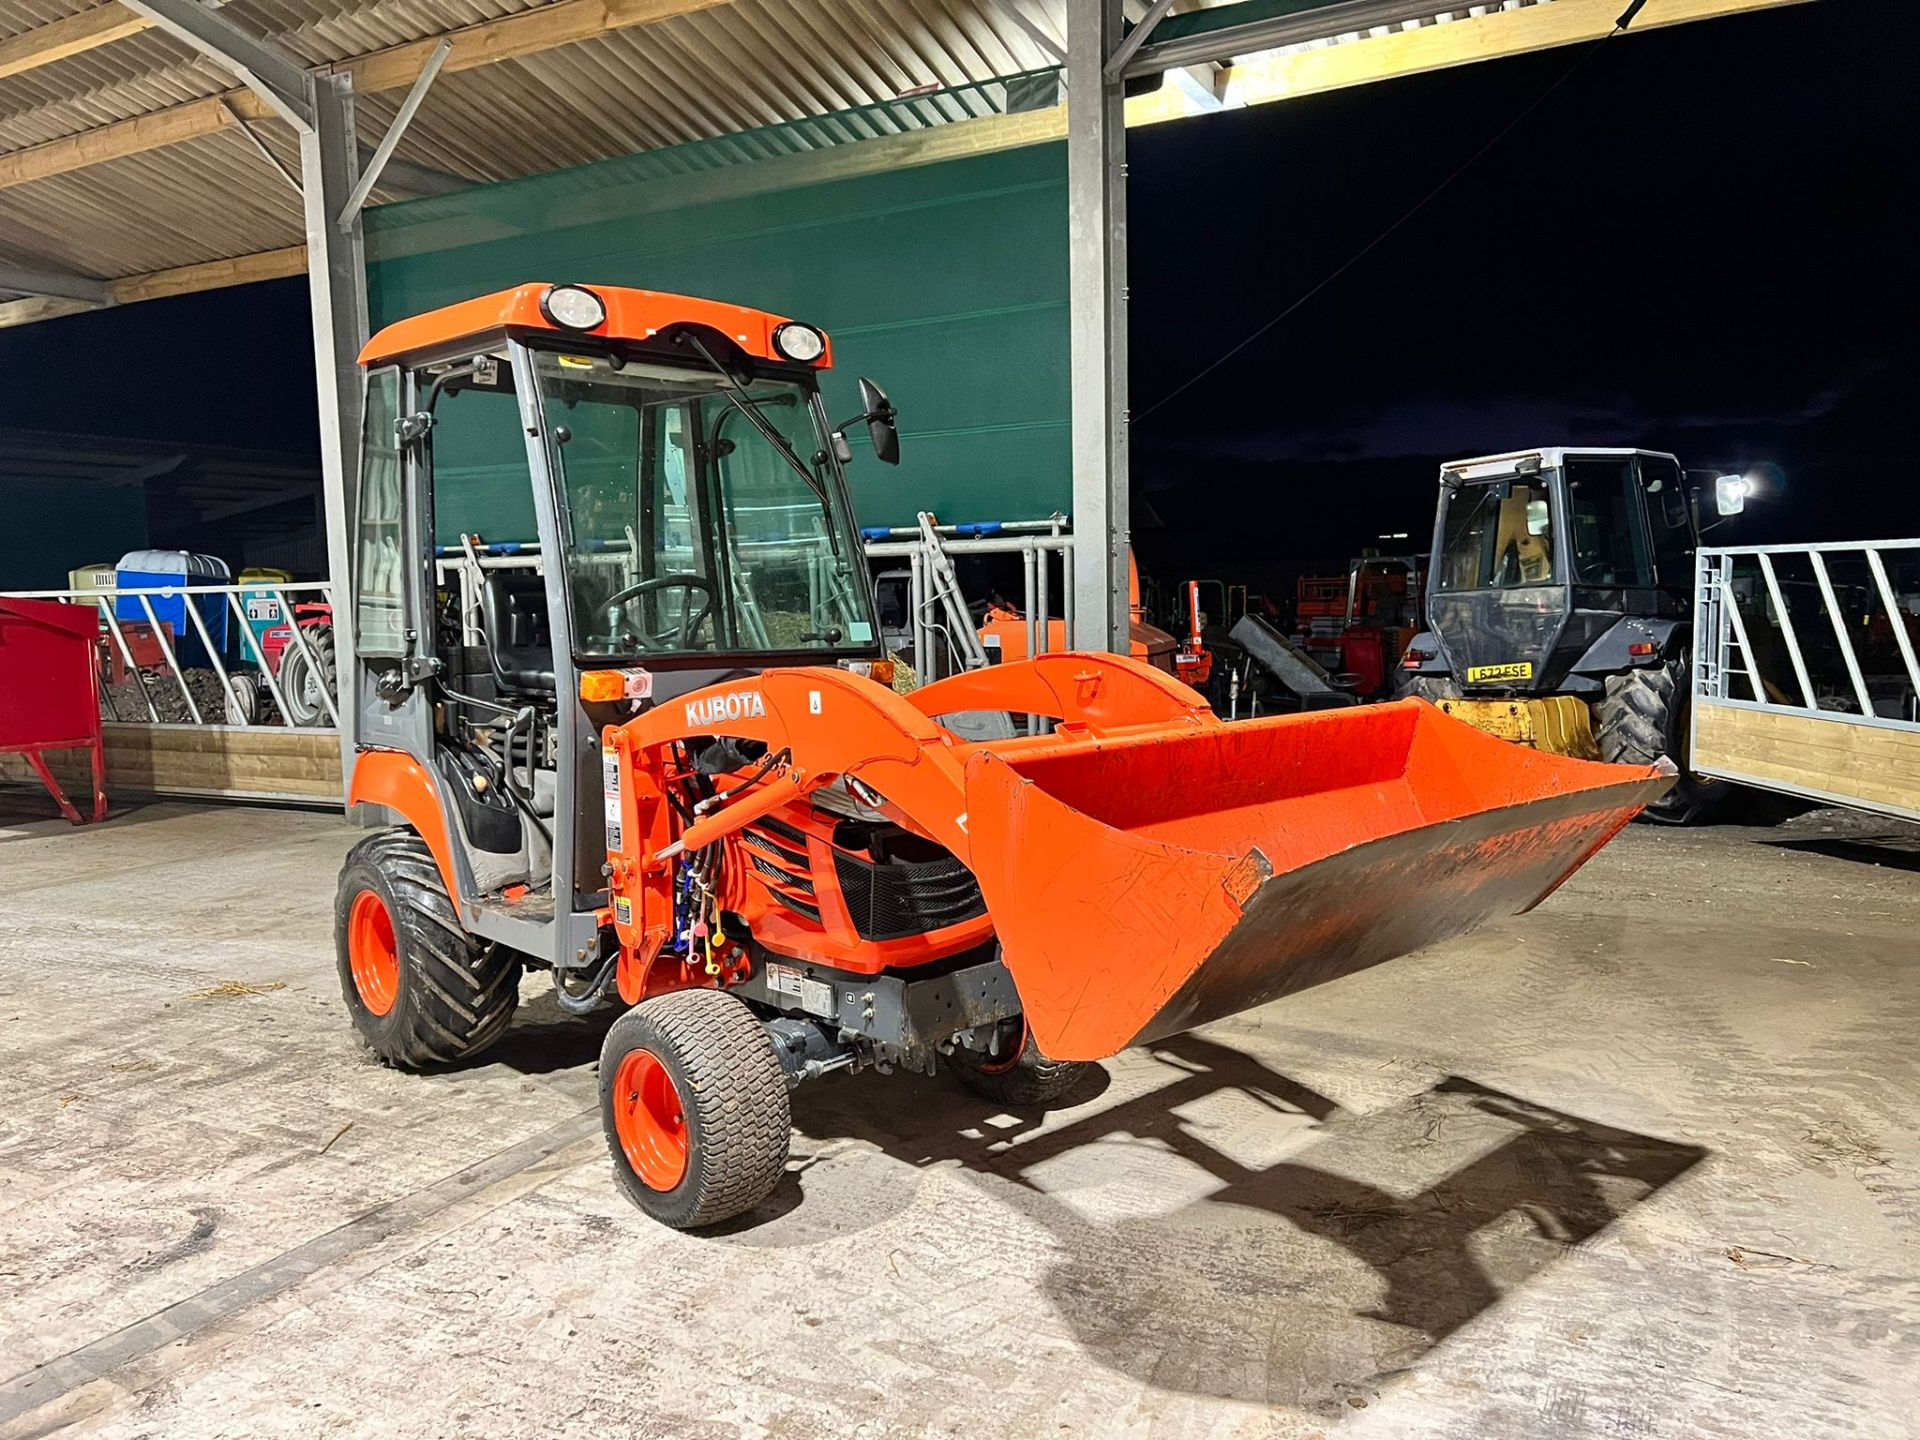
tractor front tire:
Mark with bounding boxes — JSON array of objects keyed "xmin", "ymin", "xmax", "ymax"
[
  {"xmin": 1596, "ymin": 660, "xmax": 1727, "ymax": 826},
  {"xmin": 947, "ymin": 1018, "xmax": 1090, "ymax": 1109},
  {"xmin": 335, "ymin": 829, "xmax": 519, "ymax": 1068},
  {"xmin": 599, "ymin": 989, "xmax": 792, "ymax": 1230}
]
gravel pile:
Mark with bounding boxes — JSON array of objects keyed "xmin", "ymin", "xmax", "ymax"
[{"xmin": 99, "ymin": 667, "xmax": 260, "ymax": 725}]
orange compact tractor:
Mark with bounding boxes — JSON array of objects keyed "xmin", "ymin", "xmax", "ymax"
[{"xmin": 336, "ymin": 283, "xmax": 1672, "ymax": 1228}]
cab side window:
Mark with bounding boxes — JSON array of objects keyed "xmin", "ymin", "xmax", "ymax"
[
  {"xmin": 354, "ymin": 368, "xmax": 406, "ymax": 656},
  {"xmin": 1638, "ymin": 456, "xmax": 1693, "ymax": 586}
]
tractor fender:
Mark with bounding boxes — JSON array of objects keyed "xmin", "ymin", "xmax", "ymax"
[
  {"xmin": 1567, "ymin": 615, "xmax": 1685, "ymax": 677},
  {"xmin": 349, "ymin": 749, "xmax": 464, "ymax": 919}
]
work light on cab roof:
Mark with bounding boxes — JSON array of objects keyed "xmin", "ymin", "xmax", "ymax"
[
  {"xmin": 771, "ymin": 322, "xmax": 827, "ymax": 363},
  {"xmin": 539, "ymin": 283, "xmax": 606, "ymax": 331}
]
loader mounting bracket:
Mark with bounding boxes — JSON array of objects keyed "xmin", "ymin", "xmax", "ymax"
[{"xmin": 732, "ymin": 950, "xmax": 1019, "ymax": 1074}]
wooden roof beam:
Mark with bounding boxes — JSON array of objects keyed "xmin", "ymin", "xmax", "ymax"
[
  {"xmin": 0, "ymin": 6, "xmax": 150, "ymax": 84},
  {"xmin": 0, "ymin": 0, "xmax": 731, "ymax": 191}
]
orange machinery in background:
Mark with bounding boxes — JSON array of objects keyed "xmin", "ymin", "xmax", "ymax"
[
  {"xmin": 980, "ymin": 550, "xmax": 1184, "ymax": 677},
  {"xmin": 1296, "ymin": 554, "xmax": 1425, "ymax": 697}
]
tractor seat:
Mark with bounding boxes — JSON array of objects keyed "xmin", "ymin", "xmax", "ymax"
[{"xmin": 480, "ymin": 571, "xmax": 555, "ymax": 695}]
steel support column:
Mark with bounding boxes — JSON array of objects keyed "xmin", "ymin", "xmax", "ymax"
[
  {"xmin": 299, "ymin": 72, "xmax": 369, "ymax": 801},
  {"xmin": 1066, "ymin": 0, "xmax": 1130, "ymax": 652}
]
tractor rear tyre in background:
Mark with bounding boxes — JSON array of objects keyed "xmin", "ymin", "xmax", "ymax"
[
  {"xmin": 599, "ymin": 988, "xmax": 792, "ymax": 1229},
  {"xmin": 947, "ymin": 1016, "xmax": 1091, "ymax": 1108},
  {"xmin": 335, "ymin": 829, "xmax": 519, "ymax": 1067},
  {"xmin": 280, "ymin": 623, "xmax": 337, "ymax": 728},
  {"xmin": 1596, "ymin": 658, "xmax": 1727, "ymax": 826}
]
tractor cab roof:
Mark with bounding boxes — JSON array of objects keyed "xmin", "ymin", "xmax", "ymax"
[
  {"xmin": 357, "ymin": 282, "xmax": 833, "ymax": 370},
  {"xmin": 1440, "ymin": 446, "xmax": 1679, "ymax": 481}
]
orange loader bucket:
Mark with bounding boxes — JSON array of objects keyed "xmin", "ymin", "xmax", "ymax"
[{"xmin": 961, "ymin": 699, "xmax": 1671, "ymax": 1062}]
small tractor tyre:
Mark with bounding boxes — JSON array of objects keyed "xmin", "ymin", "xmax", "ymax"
[
  {"xmin": 599, "ymin": 988, "xmax": 792, "ymax": 1229},
  {"xmin": 1595, "ymin": 659, "xmax": 1727, "ymax": 826},
  {"xmin": 280, "ymin": 623, "xmax": 337, "ymax": 728},
  {"xmin": 947, "ymin": 1017, "xmax": 1091, "ymax": 1109},
  {"xmin": 1395, "ymin": 673, "xmax": 1459, "ymax": 704},
  {"xmin": 335, "ymin": 829, "xmax": 519, "ymax": 1068},
  {"xmin": 224, "ymin": 672, "xmax": 261, "ymax": 726}
]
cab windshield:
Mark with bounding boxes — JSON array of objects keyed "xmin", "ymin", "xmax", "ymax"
[
  {"xmin": 530, "ymin": 349, "xmax": 877, "ymax": 659},
  {"xmin": 1436, "ymin": 475, "xmax": 1558, "ymax": 592}
]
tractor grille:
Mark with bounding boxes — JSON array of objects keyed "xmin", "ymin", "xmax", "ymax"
[
  {"xmin": 741, "ymin": 820, "xmax": 818, "ymax": 924},
  {"xmin": 741, "ymin": 833, "xmax": 815, "ymax": 895},
  {"xmin": 832, "ymin": 848, "xmax": 986, "ymax": 942},
  {"xmin": 771, "ymin": 890, "xmax": 822, "ymax": 923}
]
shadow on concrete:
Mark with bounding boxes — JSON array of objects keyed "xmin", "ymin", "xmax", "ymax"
[
  {"xmin": 782, "ymin": 1032, "xmax": 1705, "ymax": 1412},
  {"xmin": 0, "ymin": 788, "xmax": 172, "ymax": 837},
  {"xmin": 482, "ymin": 987, "xmax": 618, "ymax": 1076},
  {"xmin": 1763, "ymin": 833, "xmax": 1920, "ymax": 872}
]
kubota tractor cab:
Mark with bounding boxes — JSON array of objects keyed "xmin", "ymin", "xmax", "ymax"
[
  {"xmin": 337, "ymin": 286, "xmax": 1673, "ymax": 1230},
  {"xmin": 1399, "ymin": 447, "xmax": 1747, "ymax": 823}
]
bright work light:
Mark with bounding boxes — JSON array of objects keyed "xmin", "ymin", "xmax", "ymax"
[
  {"xmin": 541, "ymin": 285, "xmax": 607, "ymax": 331},
  {"xmin": 772, "ymin": 322, "xmax": 826, "ymax": 363}
]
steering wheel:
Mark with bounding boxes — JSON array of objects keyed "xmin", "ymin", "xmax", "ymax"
[{"xmin": 602, "ymin": 574, "xmax": 715, "ymax": 652}]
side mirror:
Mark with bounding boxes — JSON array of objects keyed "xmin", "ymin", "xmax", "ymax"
[
  {"xmin": 858, "ymin": 377, "xmax": 900, "ymax": 466},
  {"xmin": 1526, "ymin": 499, "xmax": 1551, "ymax": 536},
  {"xmin": 1714, "ymin": 474, "xmax": 1749, "ymax": 516}
]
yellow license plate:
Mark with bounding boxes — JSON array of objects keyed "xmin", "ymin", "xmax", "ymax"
[{"xmin": 1467, "ymin": 662, "xmax": 1534, "ymax": 683}]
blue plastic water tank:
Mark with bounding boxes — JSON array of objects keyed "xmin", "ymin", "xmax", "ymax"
[{"xmin": 114, "ymin": 550, "xmax": 231, "ymax": 667}]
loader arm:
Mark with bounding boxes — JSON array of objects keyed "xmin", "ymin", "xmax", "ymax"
[
  {"xmin": 905, "ymin": 650, "xmax": 1213, "ymax": 734},
  {"xmin": 603, "ymin": 655, "xmax": 1673, "ymax": 1058}
]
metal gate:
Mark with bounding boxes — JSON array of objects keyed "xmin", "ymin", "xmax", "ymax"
[
  {"xmin": 1692, "ymin": 539, "xmax": 1920, "ymax": 822},
  {"xmin": 0, "ymin": 580, "xmax": 343, "ymax": 806}
]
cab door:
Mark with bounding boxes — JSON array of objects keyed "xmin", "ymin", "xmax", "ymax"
[
  {"xmin": 1636, "ymin": 452, "xmax": 1695, "ymax": 607},
  {"xmin": 351, "ymin": 365, "xmax": 436, "ymax": 759}
]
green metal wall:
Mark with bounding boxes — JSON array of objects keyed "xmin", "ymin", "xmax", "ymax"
[
  {"xmin": 0, "ymin": 478, "xmax": 148, "ymax": 590},
  {"xmin": 365, "ymin": 125, "xmax": 1068, "ymax": 540}
]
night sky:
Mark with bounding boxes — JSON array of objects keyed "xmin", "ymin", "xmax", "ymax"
[
  {"xmin": 3, "ymin": 0, "xmax": 1909, "ymax": 595},
  {"xmin": 1128, "ymin": 0, "xmax": 1918, "ymax": 586}
]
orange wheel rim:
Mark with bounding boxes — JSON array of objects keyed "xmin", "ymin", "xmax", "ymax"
[
  {"xmin": 347, "ymin": 889, "xmax": 400, "ymax": 1017},
  {"xmin": 613, "ymin": 1048, "xmax": 688, "ymax": 1191},
  {"xmin": 978, "ymin": 1016, "xmax": 1028, "ymax": 1074}
]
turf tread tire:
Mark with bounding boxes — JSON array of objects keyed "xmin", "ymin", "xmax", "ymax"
[
  {"xmin": 599, "ymin": 989, "xmax": 792, "ymax": 1229},
  {"xmin": 336, "ymin": 829, "xmax": 518, "ymax": 1068},
  {"xmin": 948, "ymin": 1024, "xmax": 1090, "ymax": 1109}
]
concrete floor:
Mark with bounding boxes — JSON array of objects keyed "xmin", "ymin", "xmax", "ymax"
[{"xmin": 1, "ymin": 790, "xmax": 1916, "ymax": 1440}]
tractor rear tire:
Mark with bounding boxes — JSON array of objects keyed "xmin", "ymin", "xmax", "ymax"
[
  {"xmin": 280, "ymin": 623, "xmax": 337, "ymax": 728},
  {"xmin": 1595, "ymin": 659, "xmax": 1727, "ymax": 826},
  {"xmin": 599, "ymin": 989, "xmax": 792, "ymax": 1229},
  {"xmin": 947, "ymin": 1018, "xmax": 1090, "ymax": 1109},
  {"xmin": 335, "ymin": 829, "xmax": 519, "ymax": 1068}
]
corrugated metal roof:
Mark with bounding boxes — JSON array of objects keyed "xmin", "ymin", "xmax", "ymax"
[
  {"xmin": 0, "ymin": 0, "xmax": 1582, "ymax": 305},
  {"xmin": 0, "ymin": 4, "xmax": 102, "ymax": 46},
  {"xmin": 0, "ymin": 0, "xmax": 1076, "ymax": 298}
]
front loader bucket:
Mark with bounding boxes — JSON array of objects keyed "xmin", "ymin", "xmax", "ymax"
[{"xmin": 962, "ymin": 700, "xmax": 1671, "ymax": 1062}]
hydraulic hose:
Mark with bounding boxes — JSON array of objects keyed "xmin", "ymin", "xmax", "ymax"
[{"xmin": 551, "ymin": 950, "xmax": 618, "ymax": 1015}]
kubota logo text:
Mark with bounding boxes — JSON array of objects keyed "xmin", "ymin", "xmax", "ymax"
[{"xmin": 684, "ymin": 690, "xmax": 767, "ymax": 727}]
